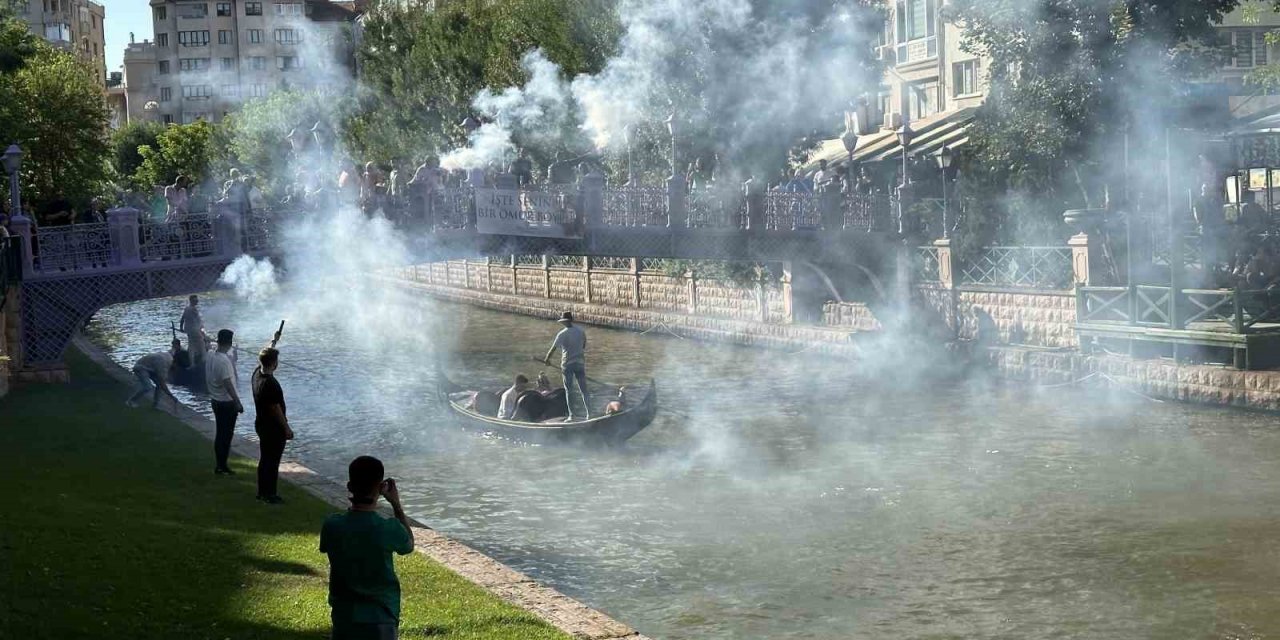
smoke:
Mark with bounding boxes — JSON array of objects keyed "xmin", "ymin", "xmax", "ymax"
[
  {"xmin": 218, "ymin": 254, "xmax": 279, "ymax": 300},
  {"xmin": 445, "ymin": 0, "xmax": 882, "ymax": 177}
]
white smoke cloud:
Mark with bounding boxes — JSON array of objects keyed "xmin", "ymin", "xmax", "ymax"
[{"xmin": 218, "ymin": 254, "xmax": 280, "ymax": 300}]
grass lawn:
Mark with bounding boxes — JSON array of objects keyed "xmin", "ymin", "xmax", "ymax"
[{"xmin": 0, "ymin": 349, "xmax": 572, "ymax": 640}]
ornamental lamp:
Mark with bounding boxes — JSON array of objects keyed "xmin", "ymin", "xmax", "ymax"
[{"xmin": 2, "ymin": 144, "xmax": 21, "ymax": 176}]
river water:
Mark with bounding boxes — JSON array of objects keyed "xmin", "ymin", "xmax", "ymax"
[{"xmin": 87, "ymin": 290, "xmax": 1280, "ymax": 639}]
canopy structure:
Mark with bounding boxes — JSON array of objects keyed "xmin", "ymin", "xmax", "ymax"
[{"xmin": 802, "ymin": 107, "xmax": 977, "ymax": 174}]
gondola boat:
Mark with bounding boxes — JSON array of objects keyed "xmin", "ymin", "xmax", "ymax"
[{"xmin": 435, "ymin": 370, "xmax": 658, "ymax": 446}]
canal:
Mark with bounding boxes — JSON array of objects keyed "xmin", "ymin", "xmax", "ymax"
[{"xmin": 88, "ymin": 289, "xmax": 1280, "ymax": 639}]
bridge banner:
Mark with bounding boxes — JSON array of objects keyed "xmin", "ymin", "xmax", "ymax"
[{"xmin": 474, "ymin": 187, "xmax": 583, "ymax": 239}]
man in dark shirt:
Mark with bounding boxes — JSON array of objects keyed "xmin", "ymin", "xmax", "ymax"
[
  {"xmin": 251, "ymin": 347, "xmax": 292, "ymax": 504},
  {"xmin": 321, "ymin": 456, "xmax": 415, "ymax": 640}
]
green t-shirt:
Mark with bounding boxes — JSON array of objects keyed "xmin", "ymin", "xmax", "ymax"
[{"xmin": 320, "ymin": 510, "xmax": 414, "ymax": 623}]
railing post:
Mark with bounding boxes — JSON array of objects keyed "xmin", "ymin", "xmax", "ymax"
[
  {"xmin": 582, "ymin": 255, "xmax": 592, "ymax": 304},
  {"xmin": 542, "ymin": 255, "xmax": 551, "ymax": 299},
  {"xmin": 215, "ymin": 202, "xmax": 243, "ymax": 259},
  {"xmin": 630, "ymin": 257, "xmax": 641, "ymax": 307},
  {"xmin": 1068, "ymin": 232, "xmax": 1096, "ymax": 287},
  {"xmin": 414, "ymin": 181, "xmax": 434, "ymax": 231},
  {"xmin": 485, "ymin": 256, "xmax": 492, "ymax": 291},
  {"xmin": 8, "ymin": 215, "xmax": 34, "ymax": 277},
  {"xmin": 744, "ymin": 178, "xmax": 765, "ymax": 232},
  {"xmin": 666, "ymin": 175, "xmax": 687, "ymax": 229},
  {"xmin": 687, "ymin": 268, "xmax": 698, "ymax": 314},
  {"xmin": 580, "ymin": 171, "xmax": 604, "ymax": 231},
  {"xmin": 820, "ymin": 187, "xmax": 842, "ymax": 232},
  {"xmin": 510, "ymin": 255, "xmax": 518, "ymax": 296},
  {"xmin": 780, "ymin": 263, "xmax": 793, "ymax": 324},
  {"xmin": 107, "ymin": 207, "xmax": 142, "ymax": 267},
  {"xmin": 1234, "ymin": 287, "xmax": 1245, "ymax": 333},
  {"xmin": 933, "ymin": 237, "xmax": 955, "ymax": 290}
]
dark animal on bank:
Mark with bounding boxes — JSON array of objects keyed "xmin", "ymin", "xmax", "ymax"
[{"xmin": 513, "ymin": 388, "xmax": 568, "ymax": 422}]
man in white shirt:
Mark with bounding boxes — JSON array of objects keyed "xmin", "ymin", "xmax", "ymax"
[
  {"xmin": 205, "ymin": 329, "xmax": 244, "ymax": 475},
  {"xmin": 542, "ymin": 311, "xmax": 590, "ymax": 421},
  {"xmin": 498, "ymin": 374, "xmax": 529, "ymax": 420},
  {"xmin": 179, "ymin": 295, "xmax": 205, "ymax": 364},
  {"xmin": 126, "ymin": 342, "xmax": 179, "ymax": 409}
]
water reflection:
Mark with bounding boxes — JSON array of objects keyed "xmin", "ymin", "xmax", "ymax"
[{"xmin": 88, "ymin": 291, "xmax": 1280, "ymax": 639}]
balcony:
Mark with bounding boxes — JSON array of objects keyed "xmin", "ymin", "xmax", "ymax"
[{"xmin": 895, "ymin": 36, "xmax": 937, "ymax": 66}]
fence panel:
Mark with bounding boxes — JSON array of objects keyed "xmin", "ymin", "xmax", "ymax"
[
  {"xmin": 141, "ymin": 214, "xmax": 216, "ymax": 262},
  {"xmin": 960, "ymin": 246, "xmax": 1073, "ymax": 289},
  {"xmin": 34, "ymin": 222, "xmax": 112, "ymax": 272},
  {"xmin": 687, "ymin": 188, "xmax": 746, "ymax": 229},
  {"xmin": 603, "ymin": 186, "xmax": 668, "ymax": 227},
  {"xmin": 1077, "ymin": 286, "xmax": 1130, "ymax": 324},
  {"xmin": 915, "ymin": 246, "xmax": 941, "ymax": 283},
  {"xmin": 763, "ymin": 192, "xmax": 820, "ymax": 230},
  {"xmin": 841, "ymin": 193, "xmax": 892, "ymax": 231}
]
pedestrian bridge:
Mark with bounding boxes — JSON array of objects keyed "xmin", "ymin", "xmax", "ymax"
[{"xmin": 4, "ymin": 177, "xmax": 901, "ymax": 372}]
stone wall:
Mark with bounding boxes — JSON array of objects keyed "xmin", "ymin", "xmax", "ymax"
[
  {"xmin": 915, "ymin": 284, "xmax": 1077, "ymax": 349},
  {"xmin": 822, "ymin": 301, "xmax": 882, "ymax": 331},
  {"xmin": 402, "ymin": 259, "xmax": 798, "ymax": 325}
]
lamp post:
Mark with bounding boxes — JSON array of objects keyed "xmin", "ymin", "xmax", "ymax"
[
  {"xmin": 3, "ymin": 144, "xmax": 23, "ymax": 221},
  {"xmin": 665, "ymin": 113, "xmax": 677, "ymax": 178},
  {"xmin": 936, "ymin": 145, "xmax": 955, "ymax": 238},
  {"xmin": 623, "ymin": 124, "xmax": 635, "ymax": 185}
]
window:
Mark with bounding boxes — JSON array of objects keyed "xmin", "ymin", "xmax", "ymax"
[
  {"xmin": 1259, "ymin": 31, "xmax": 1270, "ymax": 66},
  {"xmin": 248, "ymin": 29, "xmax": 263, "ymax": 43},
  {"xmin": 245, "ymin": 2, "xmax": 262, "ymax": 15},
  {"xmin": 276, "ymin": 55, "xmax": 301, "ymax": 70},
  {"xmin": 183, "ymin": 85, "xmax": 213, "ymax": 100},
  {"xmin": 179, "ymin": 57, "xmax": 210, "ymax": 72},
  {"xmin": 907, "ymin": 80, "xmax": 937, "ymax": 120},
  {"xmin": 274, "ymin": 28, "xmax": 300, "ymax": 44},
  {"xmin": 250, "ymin": 84, "xmax": 267, "ymax": 98},
  {"xmin": 216, "ymin": 2, "xmax": 231, "ymax": 16},
  {"xmin": 218, "ymin": 29, "xmax": 232, "ymax": 44},
  {"xmin": 178, "ymin": 3, "xmax": 208, "ymax": 19},
  {"xmin": 182, "ymin": 112, "xmax": 208, "ymax": 124},
  {"xmin": 157, "ymin": 33, "xmax": 168, "ymax": 47},
  {"xmin": 154, "ymin": 6, "xmax": 167, "ymax": 20},
  {"xmin": 274, "ymin": 2, "xmax": 303, "ymax": 16},
  {"xmin": 220, "ymin": 57, "xmax": 235, "ymax": 71},
  {"xmin": 178, "ymin": 30, "xmax": 210, "ymax": 47},
  {"xmin": 952, "ymin": 60, "xmax": 978, "ymax": 97},
  {"xmin": 222, "ymin": 84, "xmax": 239, "ymax": 97},
  {"xmin": 160, "ymin": 86, "xmax": 172, "ymax": 102},
  {"xmin": 158, "ymin": 60, "xmax": 171, "ymax": 74},
  {"xmin": 163, "ymin": 114, "xmax": 174, "ymax": 124},
  {"xmin": 249, "ymin": 56, "xmax": 266, "ymax": 70},
  {"xmin": 43, "ymin": 23, "xmax": 70, "ymax": 42},
  {"xmin": 894, "ymin": 0, "xmax": 937, "ymax": 63}
]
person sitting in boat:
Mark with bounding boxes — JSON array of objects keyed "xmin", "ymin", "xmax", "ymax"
[
  {"xmin": 499, "ymin": 374, "xmax": 530, "ymax": 419},
  {"xmin": 171, "ymin": 337, "xmax": 191, "ymax": 371},
  {"xmin": 604, "ymin": 387, "xmax": 627, "ymax": 416}
]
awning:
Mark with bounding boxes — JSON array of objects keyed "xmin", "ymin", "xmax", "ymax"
[{"xmin": 803, "ymin": 107, "xmax": 976, "ymax": 174}]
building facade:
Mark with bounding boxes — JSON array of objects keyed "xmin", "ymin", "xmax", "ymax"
[
  {"xmin": 140, "ymin": 0, "xmax": 356, "ymax": 125},
  {"xmin": 13, "ymin": 0, "xmax": 107, "ymax": 86},
  {"xmin": 1214, "ymin": 8, "xmax": 1280, "ymax": 120}
]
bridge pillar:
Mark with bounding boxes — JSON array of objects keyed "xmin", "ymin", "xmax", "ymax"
[
  {"xmin": 8, "ymin": 215, "xmax": 33, "ymax": 277},
  {"xmin": 107, "ymin": 207, "xmax": 141, "ymax": 267},
  {"xmin": 580, "ymin": 171, "xmax": 605, "ymax": 230},
  {"xmin": 933, "ymin": 237, "xmax": 955, "ymax": 290},
  {"xmin": 781, "ymin": 261, "xmax": 825, "ymax": 324},
  {"xmin": 215, "ymin": 203, "xmax": 244, "ymax": 259},
  {"xmin": 1068, "ymin": 232, "xmax": 1102, "ymax": 286},
  {"xmin": 819, "ymin": 187, "xmax": 843, "ymax": 232},
  {"xmin": 666, "ymin": 176, "xmax": 686, "ymax": 229}
]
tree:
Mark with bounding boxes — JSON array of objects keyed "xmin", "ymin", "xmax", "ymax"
[
  {"xmin": 110, "ymin": 122, "xmax": 165, "ymax": 189},
  {"xmin": 219, "ymin": 90, "xmax": 350, "ymax": 197},
  {"xmin": 948, "ymin": 0, "xmax": 1244, "ymax": 248},
  {"xmin": 0, "ymin": 40, "xmax": 110, "ymax": 212},
  {"xmin": 133, "ymin": 121, "xmax": 216, "ymax": 190}
]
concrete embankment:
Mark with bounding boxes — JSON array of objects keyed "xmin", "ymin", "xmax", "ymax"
[{"xmin": 72, "ymin": 335, "xmax": 651, "ymax": 640}]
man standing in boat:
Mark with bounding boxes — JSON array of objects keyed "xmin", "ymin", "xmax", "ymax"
[
  {"xmin": 543, "ymin": 311, "xmax": 590, "ymax": 421},
  {"xmin": 180, "ymin": 294, "xmax": 205, "ymax": 364}
]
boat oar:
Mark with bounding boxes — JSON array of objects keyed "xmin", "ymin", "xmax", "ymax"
[{"xmin": 528, "ymin": 357, "xmax": 613, "ymax": 388}]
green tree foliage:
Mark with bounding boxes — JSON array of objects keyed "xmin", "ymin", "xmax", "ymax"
[
  {"xmin": 948, "ymin": 0, "xmax": 1244, "ymax": 249},
  {"xmin": 218, "ymin": 90, "xmax": 350, "ymax": 196},
  {"xmin": 349, "ymin": 0, "xmax": 620, "ymax": 164},
  {"xmin": 133, "ymin": 121, "xmax": 216, "ymax": 189},
  {"xmin": 109, "ymin": 122, "xmax": 165, "ymax": 189},
  {"xmin": 0, "ymin": 37, "xmax": 110, "ymax": 212}
]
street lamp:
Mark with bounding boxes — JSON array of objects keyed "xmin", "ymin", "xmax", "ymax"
[
  {"xmin": 665, "ymin": 112, "xmax": 678, "ymax": 178},
  {"xmin": 936, "ymin": 145, "xmax": 956, "ymax": 238},
  {"xmin": 3, "ymin": 144, "xmax": 23, "ymax": 221}
]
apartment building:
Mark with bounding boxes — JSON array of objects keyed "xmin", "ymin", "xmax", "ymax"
[
  {"xmin": 1214, "ymin": 9, "xmax": 1280, "ymax": 120},
  {"xmin": 12, "ymin": 0, "xmax": 107, "ymax": 86},
  {"xmin": 139, "ymin": 0, "xmax": 357, "ymax": 125}
]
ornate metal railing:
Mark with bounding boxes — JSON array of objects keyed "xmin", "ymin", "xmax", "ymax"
[
  {"xmin": 603, "ymin": 186, "xmax": 668, "ymax": 227},
  {"xmin": 242, "ymin": 210, "xmax": 275, "ymax": 253},
  {"xmin": 763, "ymin": 192, "xmax": 820, "ymax": 230},
  {"xmin": 514, "ymin": 254, "xmax": 544, "ymax": 266},
  {"xmin": 588, "ymin": 255, "xmax": 632, "ymax": 271},
  {"xmin": 960, "ymin": 246, "xmax": 1074, "ymax": 289},
  {"xmin": 140, "ymin": 213, "xmax": 216, "ymax": 262},
  {"xmin": 842, "ymin": 193, "xmax": 893, "ymax": 231},
  {"xmin": 34, "ymin": 222, "xmax": 112, "ymax": 272},
  {"xmin": 687, "ymin": 188, "xmax": 746, "ymax": 229},
  {"xmin": 548, "ymin": 254, "xmax": 583, "ymax": 269},
  {"xmin": 430, "ymin": 187, "xmax": 474, "ymax": 229},
  {"xmin": 915, "ymin": 246, "xmax": 941, "ymax": 283}
]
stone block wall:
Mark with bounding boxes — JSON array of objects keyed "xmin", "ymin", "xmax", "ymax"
[
  {"xmin": 589, "ymin": 271, "xmax": 636, "ymax": 307},
  {"xmin": 515, "ymin": 267, "xmax": 546, "ymax": 298},
  {"xmin": 638, "ymin": 275, "xmax": 687, "ymax": 313},
  {"xmin": 549, "ymin": 268, "xmax": 586, "ymax": 302},
  {"xmin": 822, "ymin": 301, "xmax": 883, "ymax": 331},
  {"xmin": 914, "ymin": 283, "xmax": 1077, "ymax": 349}
]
